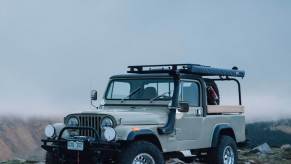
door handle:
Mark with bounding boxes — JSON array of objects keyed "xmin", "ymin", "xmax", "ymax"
[{"xmin": 191, "ymin": 108, "xmax": 203, "ymax": 116}]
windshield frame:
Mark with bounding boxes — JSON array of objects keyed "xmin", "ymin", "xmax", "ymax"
[{"xmin": 104, "ymin": 77, "xmax": 174, "ymax": 101}]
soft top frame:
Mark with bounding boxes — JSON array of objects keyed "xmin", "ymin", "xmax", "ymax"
[{"xmin": 127, "ymin": 64, "xmax": 245, "ymax": 78}]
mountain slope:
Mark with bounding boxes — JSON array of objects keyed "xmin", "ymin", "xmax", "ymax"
[
  {"xmin": 247, "ymin": 119, "xmax": 291, "ymax": 147},
  {"xmin": 0, "ymin": 117, "xmax": 58, "ymax": 161}
]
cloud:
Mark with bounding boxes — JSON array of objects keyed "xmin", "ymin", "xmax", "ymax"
[
  {"xmin": 244, "ymin": 93, "xmax": 291, "ymax": 122},
  {"xmin": 0, "ymin": 1, "xmax": 291, "ymax": 121}
]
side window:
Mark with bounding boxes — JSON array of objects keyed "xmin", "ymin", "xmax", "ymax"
[
  {"xmin": 107, "ymin": 81, "xmax": 130, "ymax": 99},
  {"xmin": 180, "ymin": 81, "xmax": 200, "ymax": 107}
]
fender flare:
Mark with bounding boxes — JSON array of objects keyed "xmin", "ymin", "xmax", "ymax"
[
  {"xmin": 127, "ymin": 129, "xmax": 156, "ymax": 140},
  {"xmin": 211, "ymin": 124, "xmax": 235, "ymax": 148}
]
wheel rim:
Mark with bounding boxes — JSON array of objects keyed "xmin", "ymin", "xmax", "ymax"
[
  {"xmin": 132, "ymin": 153, "xmax": 155, "ymax": 164},
  {"xmin": 223, "ymin": 146, "xmax": 234, "ymax": 164}
]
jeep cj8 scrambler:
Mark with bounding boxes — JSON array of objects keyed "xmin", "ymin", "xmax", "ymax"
[{"xmin": 42, "ymin": 64, "xmax": 246, "ymax": 164}]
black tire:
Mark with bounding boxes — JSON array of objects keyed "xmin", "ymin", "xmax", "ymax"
[
  {"xmin": 181, "ymin": 157, "xmax": 195, "ymax": 163},
  {"xmin": 45, "ymin": 152, "xmax": 60, "ymax": 164},
  {"xmin": 118, "ymin": 141, "xmax": 165, "ymax": 164},
  {"xmin": 208, "ymin": 135, "xmax": 238, "ymax": 164}
]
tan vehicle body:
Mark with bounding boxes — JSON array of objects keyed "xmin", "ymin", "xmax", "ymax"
[
  {"xmin": 79, "ymin": 103, "xmax": 245, "ymax": 153},
  {"xmin": 42, "ymin": 64, "xmax": 246, "ymax": 164}
]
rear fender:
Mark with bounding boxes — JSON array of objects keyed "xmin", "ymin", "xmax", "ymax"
[{"xmin": 211, "ymin": 124, "xmax": 236, "ymax": 148}]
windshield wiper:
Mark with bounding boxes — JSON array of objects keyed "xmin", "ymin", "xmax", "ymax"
[
  {"xmin": 150, "ymin": 91, "xmax": 171, "ymax": 103},
  {"xmin": 121, "ymin": 87, "xmax": 142, "ymax": 102}
]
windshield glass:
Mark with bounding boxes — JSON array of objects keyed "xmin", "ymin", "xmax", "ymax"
[{"xmin": 106, "ymin": 79, "xmax": 174, "ymax": 100}]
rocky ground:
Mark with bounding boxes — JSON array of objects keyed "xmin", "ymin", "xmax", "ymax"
[
  {"xmin": 238, "ymin": 147, "xmax": 291, "ymax": 164},
  {"xmin": 1, "ymin": 145, "xmax": 291, "ymax": 164},
  {"xmin": 1, "ymin": 117, "xmax": 291, "ymax": 164}
]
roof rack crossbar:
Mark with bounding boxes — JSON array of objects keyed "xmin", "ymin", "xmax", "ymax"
[{"xmin": 127, "ymin": 64, "xmax": 245, "ymax": 78}]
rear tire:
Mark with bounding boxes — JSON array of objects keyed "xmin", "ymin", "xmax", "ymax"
[
  {"xmin": 118, "ymin": 141, "xmax": 165, "ymax": 164},
  {"xmin": 208, "ymin": 135, "xmax": 238, "ymax": 164}
]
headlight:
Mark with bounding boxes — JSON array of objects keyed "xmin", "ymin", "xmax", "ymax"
[
  {"xmin": 103, "ymin": 127, "xmax": 116, "ymax": 141},
  {"xmin": 45, "ymin": 124, "xmax": 55, "ymax": 138},
  {"xmin": 101, "ymin": 117, "xmax": 113, "ymax": 128},
  {"xmin": 67, "ymin": 117, "xmax": 79, "ymax": 127}
]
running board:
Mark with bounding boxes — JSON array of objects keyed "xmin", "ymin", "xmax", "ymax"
[{"xmin": 180, "ymin": 150, "xmax": 197, "ymax": 157}]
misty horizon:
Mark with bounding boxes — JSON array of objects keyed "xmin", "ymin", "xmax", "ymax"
[{"xmin": 1, "ymin": 1, "xmax": 291, "ymax": 122}]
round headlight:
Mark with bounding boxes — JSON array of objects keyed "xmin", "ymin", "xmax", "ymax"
[
  {"xmin": 67, "ymin": 117, "xmax": 79, "ymax": 127},
  {"xmin": 103, "ymin": 127, "xmax": 116, "ymax": 141},
  {"xmin": 101, "ymin": 117, "xmax": 113, "ymax": 128},
  {"xmin": 45, "ymin": 124, "xmax": 55, "ymax": 138}
]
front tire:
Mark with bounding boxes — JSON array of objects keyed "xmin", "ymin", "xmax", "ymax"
[
  {"xmin": 208, "ymin": 135, "xmax": 238, "ymax": 164},
  {"xmin": 46, "ymin": 152, "xmax": 60, "ymax": 164},
  {"xmin": 119, "ymin": 141, "xmax": 165, "ymax": 164}
]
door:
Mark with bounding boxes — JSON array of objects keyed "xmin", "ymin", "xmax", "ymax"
[{"xmin": 176, "ymin": 80, "xmax": 204, "ymax": 141}]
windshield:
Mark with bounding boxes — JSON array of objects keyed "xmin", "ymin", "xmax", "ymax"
[{"xmin": 106, "ymin": 78, "xmax": 174, "ymax": 100}]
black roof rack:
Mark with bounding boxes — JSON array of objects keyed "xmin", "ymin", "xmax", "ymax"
[{"xmin": 127, "ymin": 64, "xmax": 245, "ymax": 78}]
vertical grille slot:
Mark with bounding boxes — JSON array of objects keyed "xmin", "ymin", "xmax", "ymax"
[
  {"xmin": 77, "ymin": 115, "xmax": 100, "ymax": 137},
  {"xmin": 79, "ymin": 116, "xmax": 83, "ymax": 136}
]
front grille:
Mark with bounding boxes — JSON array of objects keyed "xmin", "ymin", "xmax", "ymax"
[{"xmin": 76, "ymin": 114, "xmax": 102, "ymax": 137}]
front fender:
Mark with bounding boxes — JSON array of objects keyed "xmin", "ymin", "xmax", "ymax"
[
  {"xmin": 127, "ymin": 129, "xmax": 156, "ymax": 140},
  {"xmin": 115, "ymin": 125, "xmax": 163, "ymax": 151},
  {"xmin": 115, "ymin": 125, "xmax": 158, "ymax": 141}
]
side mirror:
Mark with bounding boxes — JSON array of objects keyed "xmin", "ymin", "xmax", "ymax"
[
  {"xmin": 178, "ymin": 102, "xmax": 189, "ymax": 113},
  {"xmin": 91, "ymin": 90, "xmax": 98, "ymax": 101}
]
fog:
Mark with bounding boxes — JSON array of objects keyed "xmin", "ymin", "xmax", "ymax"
[{"xmin": 0, "ymin": 0, "xmax": 291, "ymax": 121}]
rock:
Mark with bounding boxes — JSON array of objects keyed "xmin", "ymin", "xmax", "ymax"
[
  {"xmin": 244, "ymin": 159, "xmax": 256, "ymax": 164},
  {"xmin": 250, "ymin": 143, "xmax": 273, "ymax": 154},
  {"xmin": 281, "ymin": 144, "xmax": 291, "ymax": 151},
  {"xmin": 281, "ymin": 144, "xmax": 291, "ymax": 160}
]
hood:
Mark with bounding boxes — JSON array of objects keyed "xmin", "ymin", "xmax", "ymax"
[{"xmin": 81, "ymin": 108, "xmax": 168, "ymax": 125}]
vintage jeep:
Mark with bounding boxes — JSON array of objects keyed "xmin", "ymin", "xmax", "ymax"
[{"xmin": 41, "ymin": 64, "xmax": 246, "ymax": 164}]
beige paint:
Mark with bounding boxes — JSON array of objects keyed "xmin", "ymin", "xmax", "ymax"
[
  {"xmin": 207, "ymin": 105, "xmax": 245, "ymax": 114},
  {"xmin": 77, "ymin": 104, "xmax": 246, "ymax": 153},
  {"xmin": 47, "ymin": 73, "xmax": 247, "ymax": 156}
]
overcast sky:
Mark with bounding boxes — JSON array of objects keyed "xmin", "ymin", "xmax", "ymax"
[{"xmin": 0, "ymin": 0, "xmax": 291, "ymax": 121}]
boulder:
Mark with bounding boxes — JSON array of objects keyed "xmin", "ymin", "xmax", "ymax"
[
  {"xmin": 250, "ymin": 143, "xmax": 273, "ymax": 154},
  {"xmin": 281, "ymin": 144, "xmax": 291, "ymax": 151},
  {"xmin": 281, "ymin": 144, "xmax": 291, "ymax": 160}
]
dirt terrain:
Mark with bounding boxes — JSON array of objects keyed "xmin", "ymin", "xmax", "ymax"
[
  {"xmin": 1, "ymin": 147, "xmax": 291, "ymax": 164},
  {"xmin": 1, "ymin": 117, "xmax": 291, "ymax": 163}
]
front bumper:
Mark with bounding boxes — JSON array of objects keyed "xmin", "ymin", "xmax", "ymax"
[{"xmin": 41, "ymin": 126, "xmax": 121, "ymax": 161}]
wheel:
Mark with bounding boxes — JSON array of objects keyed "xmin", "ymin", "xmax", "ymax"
[
  {"xmin": 180, "ymin": 157, "xmax": 195, "ymax": 163},
  {"xmin": 118, "ymin": 141, "xmax": 165, "ymax": 164},
  {"xmin": 45, "ymin": 152, "xmax": 60, "ymax": 164},
  {"xmin": 208, "ymin": 135, "xmax": 238, "ymax": 164}
]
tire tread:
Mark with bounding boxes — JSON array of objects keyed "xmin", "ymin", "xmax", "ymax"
[{"xmin": 119, "ymin": 141, "xmax": 164, "ymax": 164}]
